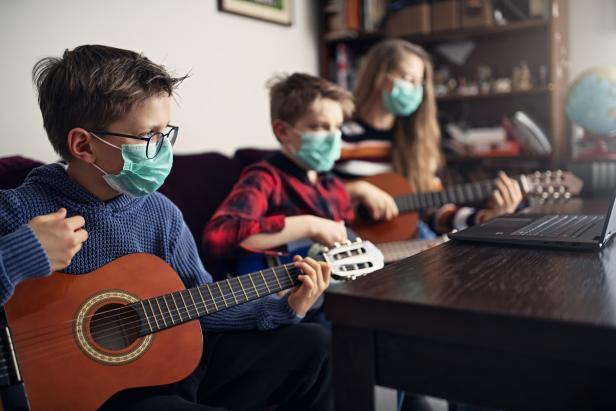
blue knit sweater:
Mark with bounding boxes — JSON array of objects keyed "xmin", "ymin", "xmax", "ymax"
[{"xmin": 0, "ymin": 163, "xmax": 300, "ymax": 331}]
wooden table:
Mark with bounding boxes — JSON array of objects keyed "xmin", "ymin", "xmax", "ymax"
[{"xmin": 325, "ymin": 199, "xmax": 616, "ymax": 411}]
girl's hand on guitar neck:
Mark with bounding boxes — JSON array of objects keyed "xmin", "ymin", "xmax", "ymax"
[
  {"xmin": 346, "ymin": 180, "xmax": 399, "ymax": 221},
  {"xmin": 287, "ymin": 256, "xmax": 331, "ymax": 317},
  {"xmin": 480, "ymin": 172, "xmax": 524, "ymax": 223},
  {"xmin": 28, "ymin": 208, "xmax": 88, "ymax": 272}
]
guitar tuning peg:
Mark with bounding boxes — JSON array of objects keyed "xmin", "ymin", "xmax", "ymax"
[
  {"xmin": 334, "ymin": 242, "xmax": 341, "ymax": 248},
  {"xmin": 322, "ymin": 247, "xmax": 329, "ymax": 252},
  {"xmin": 564, "ymin": 192, "xmax": 571, "ymax": 199},
  {"xmin": 345, "ymin": 239, "xmax": 352, "ymax": 245},
  {"xmin": 355, "ymin": 237, "xmax": 362, "ymax": 243}
]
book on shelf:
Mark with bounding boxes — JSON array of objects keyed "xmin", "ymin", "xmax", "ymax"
[{"xmin": 324, "ymin": 0, "xmax": 388, "ymax": 39}]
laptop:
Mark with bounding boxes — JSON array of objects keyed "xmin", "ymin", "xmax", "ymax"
[{"xmin": 450, "ymin": 192, "xmax": 616, "ymax": 250}]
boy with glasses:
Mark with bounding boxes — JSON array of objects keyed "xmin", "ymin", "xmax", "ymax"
[{"xmin": 0, "ymin": 45, "xmax": 333, "ymax": 411}]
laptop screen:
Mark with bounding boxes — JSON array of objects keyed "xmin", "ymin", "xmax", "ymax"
[{"xmin": 600, "ymin": 191, "xmax": 616, "ymax": 243}]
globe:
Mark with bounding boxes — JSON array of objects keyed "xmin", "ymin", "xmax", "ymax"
[{"xmin": 566, "ymin": 66, "xmax": 616, "ymax": 136}]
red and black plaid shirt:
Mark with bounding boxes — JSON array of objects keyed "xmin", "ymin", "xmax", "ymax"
[{"xmin": 202, "ymin": 152, "xmax": 354, "ymax": 264}]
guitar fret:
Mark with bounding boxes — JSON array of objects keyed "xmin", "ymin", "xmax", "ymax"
[
  {"xmin": 225, "ymin": 279, "xmax": 239, "ymax": 305},
  {"xmin": 447, "ymin": 188, "xmax": 456, "ymax": 203},
  {"xmin": 483, "ymin": 181, "xmax": 493, "ymax": 196},
  {"xmin": 237, "ymin": 276, "xmax": 249, "ymax": 301},
  {"xmin": 249, "ymin": 274, "xmax": 260, "ymax": 298},
  {"xmin": 206, "ymin": 285, "xmax": 219, "ymax": 311},
  {"xmin": 148, "ymin": 299, "xmax": 161, "ymax": 330},
  {"xmin": 140, "ymin": 301, "xmax": 153, "ymax": 333},
  {"xmin": 456, "ymin": 185, "xmax": 465, "ymax": 203},
  {"xmin": 271, "ymin": 268, "xmax": 283, "ymax": 290},
  {"xmin": 197, "ymin": 287, "xmax": 210, "ymax": 314},
  {"xmin": 283, "ymin": 265, "xmax": 294, "ymax": 285},
  {"xmin": 431, "ymin": 191, "xmax": 439, "ymax": 207},
  {"xmin": 171, "ymin": 293, "xmax": 183, "ymax": 322},
  {"xmin": 179, "ymin": 291, "xmax": 191, "ymax": 319},
  {"xmin": 216, "ymin": 282, "xmax": 228, "ymax": 308},
  {"xmin": 187, "ymin": 289, "xmax": 200, "ymax": 317},
  {"xmin": 465, "ymin": 184, "xmax": 473, "ymax": 201},
  {"xmin": 163, "ymin": 295, "xmax": 176, "ymax": 325},
  {"xmin": 155, "ymin": 297, "xmax": 168, "ymax": 328},
  {"xmin": 474, "ymin": 183, "xmax": 482, "ymax": 199},
  {"xmin": 260, "ymin": 271, "xmax": 271, "ymax": 293}
]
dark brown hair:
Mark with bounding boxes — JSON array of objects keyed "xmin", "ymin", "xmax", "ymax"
[
  {"xmin": 267, "ymin": 73, "xmax": 354, "ymax": 124},
  {"xmin": 32, "ymin": 44, "xmax": 186, "ymax": 159}
]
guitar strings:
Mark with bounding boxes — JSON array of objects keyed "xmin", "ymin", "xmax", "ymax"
[
  {"xmin": 10, "ymin": 262, "xmax": 302, "ymax": 342},
  {"xmin": 12, "ymin": 271, "xmax": 296, "ymax": 351},
  {"xmin": 11, "ymin": 278, "xmax": 297, "ymax": 365},
  {"xmin": 10, "ymin": 274, "xmax": 299, "ymax": 362}
]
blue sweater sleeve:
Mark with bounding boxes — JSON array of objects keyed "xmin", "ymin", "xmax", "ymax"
[
  {"xmin": 0, "ymin": 225, "xmax": 51, "ymax": 305},
  {"xmin": 169, "ymin": 218, "xmax": 301, "ymax": 332}
]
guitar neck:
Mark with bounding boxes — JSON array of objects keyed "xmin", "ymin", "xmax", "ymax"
[
  {"xmin": 134, "ymin": 263, "xmax": 302, "ymax": 336},
  {"xmin": 377, "ymin": 237, "xmax": 448, "ymax": 263},
  {"xmin": 394, "ymin": 175, "xmax": 527, "ymax": 213}
]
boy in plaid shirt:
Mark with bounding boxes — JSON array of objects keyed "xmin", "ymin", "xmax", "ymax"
[{"xmin": 203, "ymin": 73, "xmax": 395, "ymax": 279}]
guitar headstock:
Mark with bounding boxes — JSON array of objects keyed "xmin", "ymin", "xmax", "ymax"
[
  {"xmin": 320, "ymin": 239, "xmax": 384, "ymax": 281},
  {"xmin": 521, "ymin": 170, "xmax": 584, "ymax": 200}
]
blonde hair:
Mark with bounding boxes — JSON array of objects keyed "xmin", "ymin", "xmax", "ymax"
[{"xmin": 354, "ymin": 39, "xmax": 442, "ymax": 191}]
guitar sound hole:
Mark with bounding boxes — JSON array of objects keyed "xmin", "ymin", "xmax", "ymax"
[{"xmin": 90, "ymin": 303, "xmax": 140, "ymax": 350}]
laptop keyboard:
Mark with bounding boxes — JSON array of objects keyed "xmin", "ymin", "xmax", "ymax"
[{"xmin": 512, "ymin": 215, "xmax": 603, "ymax": 239}]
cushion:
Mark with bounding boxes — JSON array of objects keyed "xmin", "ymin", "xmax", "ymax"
[
  {"xmin": 0, "ymin": 156, "xmax": 44, "ymax": 189},
  {"xmin": 159, "ymin": 152, "xmax": 243, "ymax": 250},
  {"xmin": 234, "ymin": 148, "xmax": 276, "ymax": 167}
]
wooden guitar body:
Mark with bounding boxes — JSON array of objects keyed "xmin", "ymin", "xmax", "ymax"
[
  {"xmin": 351, "ymin": 172, "xmax": 418, "ymax": 242},
  {"xmin": 3, "ymin": 254, "xmax": 203, "ymax": 411}
]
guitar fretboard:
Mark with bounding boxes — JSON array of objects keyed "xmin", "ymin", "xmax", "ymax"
[
  {"xmin": 394, "ymin": 176, "xmax": 526, "ymax": 213},
  {"xmin": 134, "ymin": 263, "xmax": 302, "ymax": 335}
]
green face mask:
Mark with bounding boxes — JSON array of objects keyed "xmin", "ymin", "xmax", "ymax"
[
  {"xmin": 382, "ymin": 79, "xmax": 423, "ymax": 117},
  {"xmin": 91, "ymin": 135, "xmax": 173, "ymax": 197},
  {"xmin": 292, "ymin": 129, "xmax": 342, "ymax": 173}
]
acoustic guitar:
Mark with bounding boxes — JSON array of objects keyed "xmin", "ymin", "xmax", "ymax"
[
  {"xmin": 1, "ymin": 240, "xmax": 383, "ymax": 411},
  {"xmin": 351, "ymin": 170, "xmax": 584, "ymax": 243}
]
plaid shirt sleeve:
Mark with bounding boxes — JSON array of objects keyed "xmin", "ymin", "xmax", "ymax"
[{"xmin": 202, "ymin": 164, "xmax": 286, "ymax": 259}]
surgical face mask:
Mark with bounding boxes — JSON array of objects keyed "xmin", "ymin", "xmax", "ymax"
[
  {"xmin": 289, "ymin": 128, "xmax": 342, "ymax": 173},
  {"xmin": 90, "ymin": 134, "xmax": 173, "ymax": 197},
  {"xmin": 382, "ymin": 78, "xmax": 423, "ymax": 117}
]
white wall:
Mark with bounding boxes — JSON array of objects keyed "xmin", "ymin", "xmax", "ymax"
[
  {"xmin": 0, "ymin": 0, "xmax": 318, "ymax": 163},
  {"xmin": 569, "ymin": 0, "xmax": 616, "ymax": 80}
]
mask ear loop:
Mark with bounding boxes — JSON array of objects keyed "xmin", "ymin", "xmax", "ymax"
[
  {"xmin": 281, "ymin": 122, "xmax": 301, "ymax": 154},
  {"xmin": 89, "ymin": 132, "xmax": 120, "ymax": 176}
]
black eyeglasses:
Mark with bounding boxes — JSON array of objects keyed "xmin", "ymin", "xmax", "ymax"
[{"xmin": 88, "ymin": 125, "xmax": 179, "ymax": 159}]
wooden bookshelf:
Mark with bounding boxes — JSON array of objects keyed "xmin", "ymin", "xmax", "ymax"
[
  {"xmin": 318, "ymin": 0, "xmax": 570, "ymax": 178},
  {"xmin": 437, "ymin": 87, "xmax": 551, "ymax": 103},
  {"xmin": 326, "ymin": 18, "xmax": 549, "ymax": 45}
]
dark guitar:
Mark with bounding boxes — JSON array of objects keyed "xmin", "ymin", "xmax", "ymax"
[
  {"xmin": 351, "ymin": 171, "xmax": 584, "ymax": 243},
  {"xmin": 1, "ymin": 241, "xmax": 383, "ymax": 411},
  {"xmin": 0, "ymin": 308, "xmax": 29, "ymax": 411}
]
